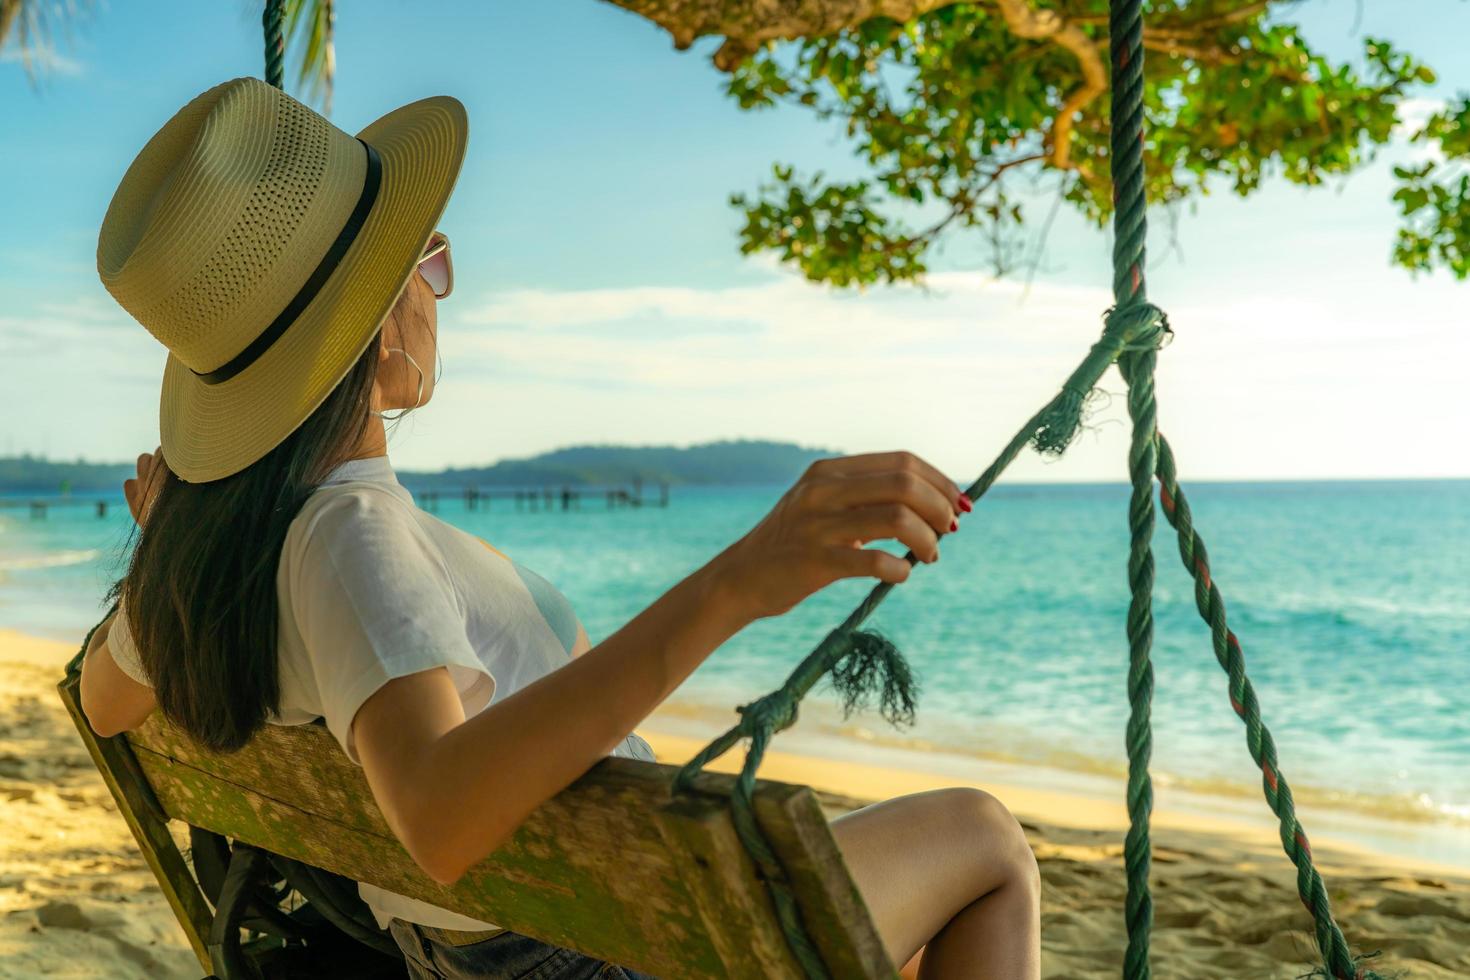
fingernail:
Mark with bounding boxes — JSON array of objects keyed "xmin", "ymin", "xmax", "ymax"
[
  {"xmin": 957, "ymin": 494, "xmax": 973, "ymax": 513},
  {"xmin": 949, "ymin": 518, "xmax": 958, "ymax": 532}
]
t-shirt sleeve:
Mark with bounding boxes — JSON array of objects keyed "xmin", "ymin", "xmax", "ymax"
[
  {"xmin": 287, "ymin": 486, "xmax": 494, "ymax": 765},
  {"xmin": 104, "ymin": 599, "xmax": 152, "ymax": 687},
  {"xmin": 570, "ymin": 617, "xmax": 592, "ymax": 658}
]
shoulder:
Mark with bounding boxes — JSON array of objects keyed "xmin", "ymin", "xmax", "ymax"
[
  {"xmin": 293, "ymin": 480, "xmax": 418, "ymax": 533},
  {"xmin": 282, "ymin": 482, "xmax": 446, "ymax": 582}
]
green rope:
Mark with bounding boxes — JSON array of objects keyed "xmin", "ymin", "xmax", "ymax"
[
  {"xmin": 672, "ymin": 306, "xmax": 1166, "ymax": 979},
  {"xmin": 262, "ymin": 0, "xmax": 285, "ymax": 90},
  {"xmin": 673, "ymin": 1, "xmax": 1385, "ymax": 976},
  {"xmin": 1154, "ymin": 437, "xmax": 1383, "ymax": 979},
  {"xmin": 1101, "ymin": 0, "xmax": 1379, "ymax": 975},
  {"xmin": 1105, "ymin": 1, "xmax": 1158, "ymax": 974}
]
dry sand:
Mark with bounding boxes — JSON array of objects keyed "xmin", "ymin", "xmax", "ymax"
[
  {"xmin": 0, "ymin": 631, "xmax": 201, "ymax": 979},
  {"xmin": 3, "ymin": 627, "xmax": 1467, "ymax": 979}
]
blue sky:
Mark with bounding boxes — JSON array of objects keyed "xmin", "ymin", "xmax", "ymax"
[{"xmin": 1, "ymin": 0, "xmax": 1467, "ymax": 482}]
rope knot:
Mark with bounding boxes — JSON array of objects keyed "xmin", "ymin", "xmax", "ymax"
[
  {"xmin": 1031, "ymin": 302, "xmax": 1172, "ymax": 455},
  {"xmin": 1104, "ymin": 301, "xmax": 1171, "ymax": 352},
  {"xmin": 737, "ymin": 692, "xmax": 799, "ymax": 736}
]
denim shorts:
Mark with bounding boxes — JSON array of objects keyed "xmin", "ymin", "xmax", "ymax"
[{"xmin": 387, "ymin": 918, "xmax": 658, "ymax": 980}]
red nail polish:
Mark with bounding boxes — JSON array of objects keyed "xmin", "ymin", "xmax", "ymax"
[
  {"xmin": 949, "ymin": 518, "xmax": 958, "ymax": 532},
  {"xmin": 957, "ymin": 494, "xmax": 973, "ymax": 513}
]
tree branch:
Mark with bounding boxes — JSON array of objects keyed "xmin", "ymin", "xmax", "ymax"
[
  {"xmin": 992, "ymin": 1, "xmax": 1104, "ymax": 172},
  {"xmin": 1145, "ymin": 38, "xmax": 1238, "ymax": 65},
  {"xmin": 609, "ymin": 0, "xmax": 1106, "ymax": 171},
  {"xmin": 606, "ymin": 0, "xmax": 1285, "ymax": 72},
  {"xmin": 1069, "ymin": 1, "xmax": 1275, "ymax": 37},
  {"xmin": 904, "ymin": 151, "xmax": 1048, "ymax": 246},
  {"xmin": 603, "ymin": 0, "xmax": 968, "ymax": 68}
]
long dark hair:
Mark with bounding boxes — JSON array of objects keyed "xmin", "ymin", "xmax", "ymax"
[{"xmin": 108, "ymin": 329, "xmax": 383, "ymax": 753}]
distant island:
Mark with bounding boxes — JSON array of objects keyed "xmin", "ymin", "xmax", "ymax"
[{"xmin": 0, "ymin": 439, "xmax": 840, "ymax": 495}]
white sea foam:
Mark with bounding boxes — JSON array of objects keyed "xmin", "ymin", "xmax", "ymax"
[
  {"xmin": 1256, "ymin": 589, "xmax": 1470, "ymax": 622},
  {"xmin": 0, "ymin": 549, "xmax": 101, "ymax": 572}
]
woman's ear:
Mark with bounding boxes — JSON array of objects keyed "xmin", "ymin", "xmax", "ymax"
[
  {"xmin": 367, "ymin": 329, "xmax": 388, "ymax": 412},
  {"xmin": 376, "ymin": 314, "xmax": 396, "ymax": 361}
]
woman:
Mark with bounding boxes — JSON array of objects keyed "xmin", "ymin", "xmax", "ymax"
[{"xmin": 78, "ymin": 77, "xmax": 1040, "ymax": 979}]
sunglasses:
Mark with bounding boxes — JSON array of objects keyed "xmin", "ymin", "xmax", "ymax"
[{"xmin": 417, "ymin": 232, "xmax": 453, "ymax": 299}]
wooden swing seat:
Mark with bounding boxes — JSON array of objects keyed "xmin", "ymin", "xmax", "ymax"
[{"xmin": 56, "ymin": 664, "xmax": 892, "ymax": 979}]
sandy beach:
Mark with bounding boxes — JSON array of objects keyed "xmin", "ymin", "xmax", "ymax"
[{"xmin": 3, "ymin": 627, "xmax": 1467, "ymax": 979}]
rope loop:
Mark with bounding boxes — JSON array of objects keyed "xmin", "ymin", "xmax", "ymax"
[{"xmin": 736, "ymin": 691, "xmax": 800, "ymax": 738}]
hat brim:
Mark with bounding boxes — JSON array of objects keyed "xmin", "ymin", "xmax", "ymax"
[{"xmin": 159, "ymin": 95, "xmax": 468, "ymax": 483}]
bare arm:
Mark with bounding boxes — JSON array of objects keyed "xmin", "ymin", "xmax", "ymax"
[
  {"xmin": 80, "ymin": 447, "xmax": 167, "ymax": 737},
  {"xmin": 357, "ymin": 450, "xmax": 964, "ymax": 885},
  {"xmin": 355, "ymin": 552, "xmax": 747, "ymax": 884},
  {"xmin": 79, "ymin": 610, "xmax": 158, "ymax": 737}
]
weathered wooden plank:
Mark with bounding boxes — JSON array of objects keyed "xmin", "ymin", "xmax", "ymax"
[
  {"xmin": 756, "ymin": 789, "xmax": 894, "ymax": 978},
  {"xmin": 130, "ymin": 717, "xmax": 392, "ymax": 837},
  {"xmin": 653, "ymin": 791, "xmax": 803, "ymax": 976},
  {"xmin": 54, "ymin": 674, "xmax": 214, "ymax": 974},
  {"xmin": 124, "ymin": 712, "xmax": 890, "ymax": 979},
  {"xmin": 132, "ymin": 745, "xmax": 719, "ymax": 976}
]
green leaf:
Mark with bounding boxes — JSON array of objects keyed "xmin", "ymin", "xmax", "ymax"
[{"xmin": 717, "ymin": 2, "xmax": 1452, "ymax": 284}]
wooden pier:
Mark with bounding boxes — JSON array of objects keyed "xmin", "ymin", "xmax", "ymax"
[
  {"xmin": 1, "ymin": 482, "xmax": 669, "ymax": 519},
  {"xmin": 0, "ymin": 498, "xmax": 115, "ymax": 519},
  {"xmin": 413, "ymin": 481, "xmax": 670, "ymax": 514}
]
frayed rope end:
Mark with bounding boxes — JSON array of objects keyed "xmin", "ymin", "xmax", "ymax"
[
  {"xmin": 1032, "ymin": 300, "xmax": 1172, "ymax": 456},
  {"xmin": 1032, "ymin": 386, "xmax": 1089, "ymax": 456},
  {"xmin": 829, "ymin": 628, "xmax": 919, "ymax": 728},
  {"xmin": 1298, "ymin": 949, "xmax": 1400, "ymax": 980},
  {"xmin": 1032, "ymin": 386, "xmax": 1113, "ymax": 456}
]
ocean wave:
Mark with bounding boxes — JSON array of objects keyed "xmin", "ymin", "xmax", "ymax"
[
  {"xmin": 1243, "ymin": 589, "xmax": 1470, "ymax": 624},
  {"xmin": 837, "ymin": 719, "xmax": 1470, "ymax": 827},
  {"xmin": 654, "ymin": 692, "xmax": 1470, "ymax": 831},
  {"xmin": 0, "ymin": 549, "xmax": 101, "ymax": 572},
  {"xmin": 836, "ymin": 720, "xmax": 1470, "ymax": 827}
]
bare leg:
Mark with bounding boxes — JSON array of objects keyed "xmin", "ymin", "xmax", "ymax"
[{"xmin": 828, "ymin": 787, "xmax": 1040, "ymax": 980}]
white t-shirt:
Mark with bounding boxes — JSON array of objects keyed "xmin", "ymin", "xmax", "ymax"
[{"xmin": 107, "ymin": 454, "xmax": 655, "ymax": 931}]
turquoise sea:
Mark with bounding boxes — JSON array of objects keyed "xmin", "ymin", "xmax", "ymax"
[{"xmin": 3, "ymin": 478, "xmax": 1467, "ymax": 860}]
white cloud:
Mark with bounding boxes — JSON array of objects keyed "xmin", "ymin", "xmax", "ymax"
[
  {"xmin": 451, "ymin": 267, "xmax": 1115, "ymax": 390},
  {"xmin": 1, "ymin": 292, "xmax": 166, "ymax": 459},
  {"xmin": 6, "ymin": 228, "xmax": 1466, "ymax": 482},
  {"xmin": 1394, "ymin": 97, "xmax": 1449, "ymax": 135},
  {"xmin": 425, "ymin": 262, "xmax": 1469, "ymax": 482},
  {"xmin": 1390, "ymin": 97, "xmax": 1454, "ymax": 164},
  {"xmin": 0, "ymin": 43, "xmax": 85, "ymax": 77}
]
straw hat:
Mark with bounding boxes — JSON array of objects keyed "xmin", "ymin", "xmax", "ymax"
[{"xmin": 97, "ymin": 76, "xmax": 468, "ymax": 483}]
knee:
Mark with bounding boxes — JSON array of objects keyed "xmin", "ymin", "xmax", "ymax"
[{"xmin": 937, "ymin": 787, "xmax": 1039, "ymax": 893}]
